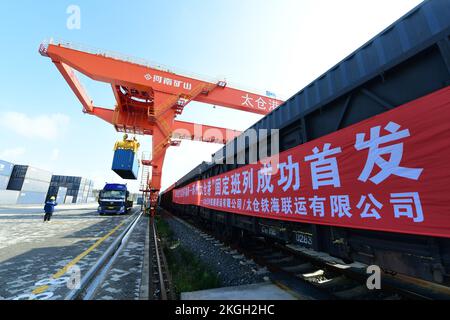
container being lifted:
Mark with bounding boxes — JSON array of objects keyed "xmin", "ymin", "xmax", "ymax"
[{"xmin": 112, "ymin": 134, "xmax": 140, "ymax": 180}]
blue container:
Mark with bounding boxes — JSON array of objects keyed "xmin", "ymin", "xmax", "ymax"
[
  {"xmin": 0, "ymin": 160, "xmax": 14, "ymax": 177},
  {"xmin": 112, "ymin": 149, "xmax": 139, "ymax": 180},
  {"xmin": 17, "ymin": 191, "xmax": 47, "ymax": 205}
]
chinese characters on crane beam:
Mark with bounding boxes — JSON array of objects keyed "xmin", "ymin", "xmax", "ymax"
[
  {"xmin": 143, "ymin": 73, "xmax": 280, "ymax": 113},
  {"xmin": 242, "ymin": 93, "xmax": 280, "ymax": 112},
  {"xmin": 144, "ymin": 73, "xmax": 193, "ymax": 90}
]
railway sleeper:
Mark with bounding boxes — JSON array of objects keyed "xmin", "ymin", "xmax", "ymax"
[
  {"xmin": 333, "ymin": 285, "xmax": 375, "ymax": 300},
  {"xmin": 281, "ymin": 263, "xmax": 315, "ymax": 274}
]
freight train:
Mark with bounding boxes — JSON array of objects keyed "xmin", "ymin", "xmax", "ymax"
[{"xmin": 160, "ymin": 0, "xmax": 450, "ymax": 285}]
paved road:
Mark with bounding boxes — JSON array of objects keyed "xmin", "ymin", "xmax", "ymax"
[{"xmin": 0, "ymin": 204, "xmax": 139, "ymax": 300}]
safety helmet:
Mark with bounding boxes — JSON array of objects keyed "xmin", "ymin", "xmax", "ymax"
[
  {"xmin": 123, "ymin": 134, "xmax": 129, "ymax": 140},
  {"xmin": 50, "ymin": 196, "xmax": 56, "ymax": 201}
]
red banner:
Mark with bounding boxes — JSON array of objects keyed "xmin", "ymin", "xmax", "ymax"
[{"xmin": 174, "ymin": 87, "xmax": 450, "ymax": 238}]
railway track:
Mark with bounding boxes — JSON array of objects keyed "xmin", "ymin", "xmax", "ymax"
[
  {"xmin": 162, "ymin": 209, "xmax": 450, "ymax": 300},
  {"xmin": 62, "ymin": 209, "xmax": 174, "ymax": 300},
  {"xmin": 149, "ymin": 217, "xmax": 174, "ymax": 300},
  {"xmin": 242, "ymin": 240, "xmax": 450, "ymax": 300}
]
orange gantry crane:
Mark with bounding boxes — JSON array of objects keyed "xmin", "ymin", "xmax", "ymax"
[{"xmin": 39, "ymin": 39, "xmax": 284, "ymax": 215}]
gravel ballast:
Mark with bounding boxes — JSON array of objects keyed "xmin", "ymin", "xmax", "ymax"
[{"xmin": 162, "ymin": 213, "xmax": 266, "ymax": 288}]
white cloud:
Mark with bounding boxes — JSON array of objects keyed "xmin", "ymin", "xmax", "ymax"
[
  {"xmin": 0, "ymin": 147, "xmax": 26, "ymax": 162},
  {"xmin": 0, "ymin": 112, "xmax": 70, "ymax": 140}
]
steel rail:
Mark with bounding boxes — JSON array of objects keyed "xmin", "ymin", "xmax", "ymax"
[
  {"xmin": 65, "ymin": 210, "xmax": 143, "ymax": 300},
  {"xmin": 151, "ymin": 217, "xmax": 167, "ymax": 300}
]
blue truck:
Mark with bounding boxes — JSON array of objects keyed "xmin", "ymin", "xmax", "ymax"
[{"xmin": 98, "ymin": 183, "xmax": 133, "ymax": 215}]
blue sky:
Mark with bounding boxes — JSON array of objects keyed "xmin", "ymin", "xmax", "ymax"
[{"xmin": 0, "ymin": 0, "xmax": 422, "ymax": 192}]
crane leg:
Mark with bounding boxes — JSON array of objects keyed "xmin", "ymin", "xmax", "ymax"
[{"xmin": 148, "ymin": 128, "xmax": 169, "ymax": 217}]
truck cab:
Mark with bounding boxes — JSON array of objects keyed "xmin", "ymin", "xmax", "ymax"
[{"xmin": 98, "ymin": 183, "xmax": 133, "ymax": 215}]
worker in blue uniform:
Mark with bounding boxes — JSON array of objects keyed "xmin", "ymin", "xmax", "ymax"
[{"xmin": 43, "ymin": 196, "xmax": 58, "ymax": 222}]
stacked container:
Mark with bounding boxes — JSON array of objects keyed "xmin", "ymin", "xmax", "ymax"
[
  {"xmin": 77, "ymin": 178, "xmax": 95, "ymax": 203},
  {"xmin": 87, "ymin": 180, "xmax": 94, "ymax": 201},
  {"xmin": 76, "ymin": 178, "xmax": 86, "ymax": 204},
  {"xmin": 48, "ymin": 175, "xmax": 95, "ymax": 204},
  {"xmin": 86, "ymin": 181, "xmax": 96, "ymax": 203},
  {"xmin": 48, "ymin": 175, "xmax": 82, "ymax": 204},
  {"xmin": 0, "ymin": 160, "xmax": 19, "ymax": 205},
  {"xmin": 55, "ymin": 187, "xmax": 68, "ymax": 203},
  {"xmin": 47, "ymin": 185, "xmax": 68, "ymax": 203},
  {"xmin": 87, "ymin": 179, "xmax": 94, "ymax": 202},
  {"xmin": 0, "ymin": 160, "xmax": 14, "ymax": 189},
  {"xmin": 1, "ymin": 168, "xmax": 96, "ymax": 205},
  {"xmin": 8, "ymin": 165, "xmax": 52, "ymax": 205},
  {"xmin": 65, "ymin": 196, "xmax": 74, "ymax": 204}
]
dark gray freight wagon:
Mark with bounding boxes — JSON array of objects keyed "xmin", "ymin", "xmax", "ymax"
[{"xmin": 160, "ymin": 0, "xmax": 450, "ymax": 285}]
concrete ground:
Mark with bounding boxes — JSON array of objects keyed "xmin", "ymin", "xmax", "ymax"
[
  {"xmin": 181, "ymin": 282, "xmax": 298, "ymax": 300},
  {"xmin": 93, "ymin": 215, "xmax": 149, "ymax": 300},
  {"xmin": 0, "ymin": 204, "xmax": 144, "ymax": 300}
]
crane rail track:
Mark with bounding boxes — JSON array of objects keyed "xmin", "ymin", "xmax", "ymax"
[
  {"xmin": 65, "ymin": 210, "xmax": 143, "ymax": 300},
  {"xmin": 161, "ymin": 208, "xmax": 450, "ymax": 300}
]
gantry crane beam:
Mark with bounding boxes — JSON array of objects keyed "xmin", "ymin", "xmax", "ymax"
[
  {"xmin": 43, "ymin": 43, "xmax": 282, "ymax": 114},
  {"xmin": 39, "ymin": 40, "xmax": 284, "ymax": 215},
  {"xmin": 53, "ymin": 61, "xmax": 94, "ymax": 113},
  {"xmin": 172, "ymin": 120, "xmax": 241, "ymax": 143},
  {"xmin": 92, "ymin": 106, "xmax": 241, "ymax": 143}
]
